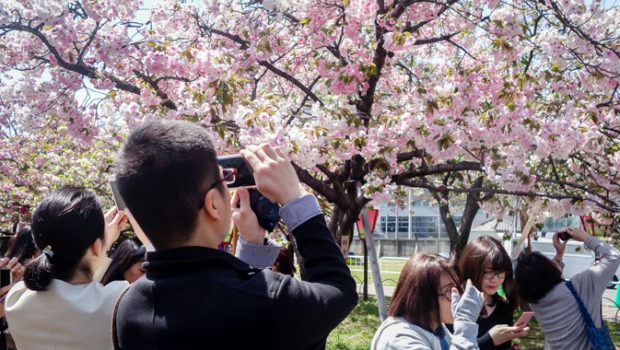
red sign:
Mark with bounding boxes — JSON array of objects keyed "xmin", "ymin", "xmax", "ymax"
[
  {"xmin": 580, "ymin": 216, "xmax": 610, "ymax": 238},
  {"xmin": 356, "ymin": 209, "xmax": 379, "ymax": 240}
]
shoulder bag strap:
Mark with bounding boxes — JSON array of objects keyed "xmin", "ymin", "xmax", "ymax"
[
  {"xmin": 565, "ymin": 280, "xmax": 615, "ymax": 350},
  {"xmin": 565, "ymin": 280, "xmax": 597, "ymax": 329},
  {"xmin": 112, "ymin": 285, "xmax": 132, "ymax": 350}
]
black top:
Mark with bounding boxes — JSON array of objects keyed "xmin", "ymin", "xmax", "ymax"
[
  {"xmin": 478, "ymin": 299, "xmax": 514, "ymax": 350},
  {"xmin": 114, "ymin": 215, "xmax": 358, "ymax": 350}
]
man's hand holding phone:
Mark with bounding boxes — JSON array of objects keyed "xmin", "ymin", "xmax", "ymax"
[
  {"xmin": 240, "ymin": 144, "xmax": 306, "ymax": 206},
  {"xmin": 231, "ymin": 188, "xmax": 265, "ymax": 245}
]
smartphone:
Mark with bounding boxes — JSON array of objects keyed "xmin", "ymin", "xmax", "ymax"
[
  {"xmin": 108, "ymin": 175, "xmax": 127, "ymax": 210},
  {"xmin": 0, "ymin": 269, "xmax": 11, "ymax": 288},
  {"xmin": 515, "ymin": 311, "xmax": 535, "ymax": 328},
  {"xmin": 217, "ymin": 155, "xmax": 255, "ymax": 188}
]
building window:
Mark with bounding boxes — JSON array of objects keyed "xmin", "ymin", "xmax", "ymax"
[
  {"xmin": 412, "ymin": 216, "xmax": 438, "ymax": 238},
  {"xmin": 397, "ymin": 217, "xmax": 409, "ymax": 238}
]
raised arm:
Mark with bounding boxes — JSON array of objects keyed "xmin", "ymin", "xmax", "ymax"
[{"xmin": 568, "ymin": 227, "xmax": 620, "ymax": 297}]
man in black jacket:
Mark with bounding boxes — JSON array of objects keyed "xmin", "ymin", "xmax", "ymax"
[{"xmin": 112, "ymin": 119, "xmax": 357, "ymax": 349}]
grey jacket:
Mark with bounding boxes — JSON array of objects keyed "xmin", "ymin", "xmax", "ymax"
[
  {"xmin": 371, "ymin": 284, "xmax": 483, "ymax": 350},
  {"xmin": 531, "ymin": 236, "xmax": 620, "ymax": 350}
]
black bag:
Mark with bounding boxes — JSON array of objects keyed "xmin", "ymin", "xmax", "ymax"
[{"xmin": 565, "ymin": 281, "xmax": 615, "ymax": 350}]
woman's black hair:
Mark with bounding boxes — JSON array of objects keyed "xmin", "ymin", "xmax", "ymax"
[
  {"xmin": 515, "ymin": 251, "xmax": 563, "ymax": 303},
  {"xmin": 5, "ymin": 226, "xmax": 38, "ymax": 264},
  {"xmin": 101, "ymin": 237, "xmax": 145, "ymax": 285},
  {"xmin": 23, "ymin": 186, "xmax": 105, "ymax": 291}
]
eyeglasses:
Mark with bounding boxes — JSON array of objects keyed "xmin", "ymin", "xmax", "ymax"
[
  {"xmin": 197, "ymin": 168, "xmax": 237, "ymax": 209},
  {"xmin": 483, "ymin": 271, "xmax": 506, "ymax": 280},
  {"xmin": 438, "ymin": 290, "xmax": 453, "ymax": 301},
  {"xmin": 438, "ymin": 283, "xmax": 457, "ymax": 301}
]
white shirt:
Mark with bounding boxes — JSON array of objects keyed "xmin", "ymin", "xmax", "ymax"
[{"xmin": 5, "ymin": 279, "xmax": 129, "ymax": 350}]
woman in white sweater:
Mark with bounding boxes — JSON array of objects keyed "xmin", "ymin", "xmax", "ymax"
[
  {"xmin": 372, "ymin": 253, "xmax": 484, "ymax": 350},
  {"xmin": 5, "ymin": 186, "xmax": 128, "ymax": 350}
]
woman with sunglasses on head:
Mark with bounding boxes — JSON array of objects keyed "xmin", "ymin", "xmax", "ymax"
[
  {"xmin": 101, "ymin": 237, "xmax": 146, "ymax": 285},
  {"xmin": 457, "ymin": 236, "xmax": 528, "ymax": 350},
  {"xmin": 372, "ymin": 253, "xmax": 484, "ymax": 350}
]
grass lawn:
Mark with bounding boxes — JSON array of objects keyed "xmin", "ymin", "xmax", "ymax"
[
  {"xmin": 327, "ymin": 298, "xmax": 384, "ymax": 350},
  {"xmin": 347, "ymin": 257, "xmax": 407, "ymax": 287},
  {"xmin": 327, "ymin": 296, "xmax": 620, "ymax": 349}
]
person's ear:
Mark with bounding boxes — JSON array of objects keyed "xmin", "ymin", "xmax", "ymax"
[
  {"xmin": 89, "ymin": 238, "xmax": 103, "ymax": 258},
  {"xmin": 202, "ymin": 189, "xmax": 222, "ymax": 221}
]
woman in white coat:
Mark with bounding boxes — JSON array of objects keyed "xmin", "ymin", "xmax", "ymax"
[{"xmin": 5, "ymin": 186, "xmax": 128, "ymax": 350}]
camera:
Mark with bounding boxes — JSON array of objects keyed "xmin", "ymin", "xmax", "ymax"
[
  {"xmin": 218, "ymin": 155, "xmax": 280, "ymax": 231},
  {"xmin": 245, "ymin": 189, "xmax": 280, "ymax": 232},
  {"xmin": 557, "ymin": 231, "xmax": 571, "ymax": 241}
]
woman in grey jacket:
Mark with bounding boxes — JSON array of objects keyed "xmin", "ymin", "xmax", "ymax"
[
  {"xmin": 515, "ymin": 227, "xmax": 620, "ymax": 350},
  {"xmin": 372, "ymin": 253, "xmax": 484, "ymax": 350}
]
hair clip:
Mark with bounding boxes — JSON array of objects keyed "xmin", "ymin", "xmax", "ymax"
[{"xmin": 42, "ymin": 245, "xmax": 54, "ymax": 259}]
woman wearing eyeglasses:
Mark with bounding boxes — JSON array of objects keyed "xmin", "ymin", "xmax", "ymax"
[
  {"xmin": 457, "ymin": 236, "xmax": 528, "ymax": 350},
  {"xmin": 372, "ymin": 253, "xmax": 484, "ymax": 350}
]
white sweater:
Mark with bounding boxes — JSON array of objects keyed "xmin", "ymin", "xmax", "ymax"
[{"xmin": 5, "ymin": 279, "xmax": 128, "ymax": 350}]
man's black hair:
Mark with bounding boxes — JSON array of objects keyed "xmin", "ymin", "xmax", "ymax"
[
  {"xmin": 515, "ymin": 251, "xmax": 564, "ymax": 303},
  {"xmin": 114, "ymin": 119, "xmax": 222, "ymax": 249}
]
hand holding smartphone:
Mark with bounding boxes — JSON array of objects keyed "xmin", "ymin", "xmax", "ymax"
[
  {"xmin": 217, "ymin": 155, "xmax": 255, "ymax": 188},
  {"xmin": 108, "ymin": 175, "xmax": 127, "ymax": 210},
  {"xmin": 514, "ymin": 311, "xmax": 535, "ymax": 328}
]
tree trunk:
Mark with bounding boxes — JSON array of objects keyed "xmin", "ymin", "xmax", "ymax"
[{"xmin": 435, "ymin": 177, "xmax": 484, "ymax": 260}]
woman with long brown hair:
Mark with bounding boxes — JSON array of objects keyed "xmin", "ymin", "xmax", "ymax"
[
  {"xmin": 457, "ymin": 236, "xmax": 527, "ymax": 350},
  {"xmin": 372, "ymin": 253, "xmax": 484, "ymax": 349}
]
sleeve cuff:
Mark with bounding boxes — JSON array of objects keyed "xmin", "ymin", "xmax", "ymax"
[
  {"xmin": 585, "ymin": 235, "xmax": 603, "ymax": 249},
  {"xmin": 478, "ymin": 332, "xmax": 494, "ymax": 350},
  {"xmin": 235, "ymin": 236, "xmax": 281, "ymax": 269},
  {"xmin": 279, "ymin": 194, "xmax": 322, "ymax": 231}
]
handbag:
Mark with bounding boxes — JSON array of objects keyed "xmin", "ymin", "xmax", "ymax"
[{"xmin": 565, "ymin": 281, "xmax": 615, "ymax": 350}]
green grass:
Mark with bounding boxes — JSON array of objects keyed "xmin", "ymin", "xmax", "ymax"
[
  {"xmin": 327, "ymin": 297, "xmax": 385, "ymax": 349},
  {"xmin": 346, "ymin": 257, "xmax": 407, "ymax": 287},
  {"xmin": 327, "ymin": 297, "xmax": 620, "ymax": 350},
  {"xmin": 349, "ymin": 269, "xmax": 400, "ymax": 287}
]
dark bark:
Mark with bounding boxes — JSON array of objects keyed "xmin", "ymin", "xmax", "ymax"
[
  {"xmin": 432, "ymin": 177, "xmax": 485, "ymax": 260},
  {"xmin": 454, "ymin": 177, "xmax": 484, "ymax": 260}
]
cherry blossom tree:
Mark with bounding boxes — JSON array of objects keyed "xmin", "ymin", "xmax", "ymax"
[{"xmin": 1, "ymin": 0, "xmax": 618, "ymax": 256}]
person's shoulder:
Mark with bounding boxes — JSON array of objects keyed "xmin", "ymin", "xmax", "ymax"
[
  {"xmin": 373, "ymin": 317, "xmax": 433, "ymax": 349},
  {"xmin": 5, "ymin": 280, "xmax": 29, "ymax": 309},
  {"xmin": 377, "ymin": 317, "xmax": 429, "ymax": 337},
  {"xmin": 100, "ymin": 280, "xmax": 130, "ymax": 296}
]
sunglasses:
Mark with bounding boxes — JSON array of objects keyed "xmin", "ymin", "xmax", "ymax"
[{"xmin": 197, "ymin": 168, "xmax": 237, "ymax": 209}]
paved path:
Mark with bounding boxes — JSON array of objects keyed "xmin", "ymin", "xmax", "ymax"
[
  {"xmin": 602, "ymin": 287, "xmax": 620, "ymax": 322},
  {"xmin": 359, "ymin": 284, "xmax": 620, "ymax": 323}
]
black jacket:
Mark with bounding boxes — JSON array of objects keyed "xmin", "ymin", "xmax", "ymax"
[{"xmin": 114, "ymin": 214, "xmax": 358, "ymax": 349}]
